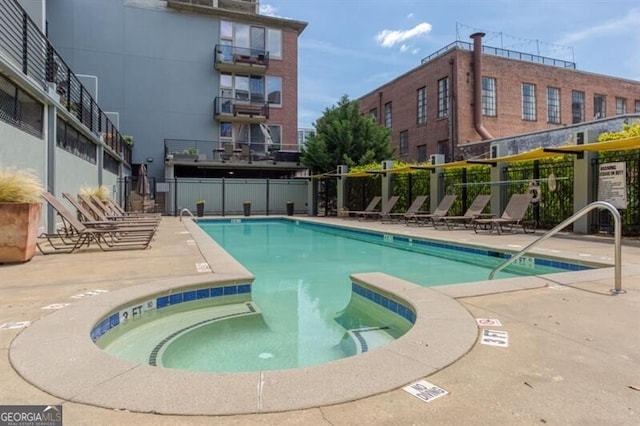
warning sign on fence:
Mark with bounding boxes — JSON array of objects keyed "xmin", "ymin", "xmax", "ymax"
[{"xmin": 598, "ymin": 162, "xmax": 627, "ymax": 209}]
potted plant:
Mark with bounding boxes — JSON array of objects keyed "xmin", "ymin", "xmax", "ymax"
[
  {"xmin": 243, "ymin": 200, "xmax": 251, "ymax": 217},
  {"xmin": 286, "ymin": 201, "xmax": 294, "ymax": 216},
  {"xmin": 196, "ymin": 200, "xmax": 205, "ymax": 217},
  {"xmin": 0, "ymin": 168, "xmax": 44, "ymax": 263}
]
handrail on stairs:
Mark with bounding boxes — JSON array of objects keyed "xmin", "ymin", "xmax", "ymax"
[{"xmin": 488, "ymin": 201, "xmax": 624, "ymax": 295}]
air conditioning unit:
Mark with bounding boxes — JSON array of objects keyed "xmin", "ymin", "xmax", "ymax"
[
  {"xmin": 429, "ymin": 154, "xmax": 444, "ymax": 165},
  {"xmin": 489, "ymin": 143, "xmax": 507, "ymax": 159},
  {"xmin": 574, "ymin": 130, "xmax": 598, "ymax": 145},
  {"xmin": 382, "ymin": 160, "xmax": 394, "ymax": 170},
  {"xmin": 337, "ymin": 165, "xmax": 349, "ymax": 174}
]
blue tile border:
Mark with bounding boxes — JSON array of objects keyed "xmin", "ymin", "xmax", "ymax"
[
  {"xmin": 352, "ymin": 282, "xmax": 416, "ymax": 324},
  {"xmin": 195, "ymin": 218, "xmax": 592, "ymax": 273},
  {"xmin": 90, "ymin": 283, "xmax": 252, "ymax": 342}
]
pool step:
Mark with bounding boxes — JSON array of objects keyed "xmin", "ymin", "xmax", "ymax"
[{"xmin": 343, "ymin": 326, "xmax": 393, "ymax": 354}]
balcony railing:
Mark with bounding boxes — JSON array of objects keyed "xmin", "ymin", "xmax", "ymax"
[
  {"xmin": 214, "ymin": 97, "xmax": 269, "ymax": 122},
  {"xmin": 420, "ymin": 40, "xmax": 576, "ymax": 69},
  {"xmin": 0, "ymin": 0, "xmax": 131, "ymax": 165},
  {"xmin": 164, "ymin": 139, "xmax": 301, "ymax": 164},
  {"xmin": 214, "ymin": 45, "xmax": 269, "ymax": 73}
]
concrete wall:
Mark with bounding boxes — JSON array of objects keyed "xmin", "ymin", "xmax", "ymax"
[
  {"xmin": 0, "ymin": 122, "xmax": 46, "ymax": 174},
  {"xmin": 46, "ymin": 0, "xmax": 221, "ymax": 178}
]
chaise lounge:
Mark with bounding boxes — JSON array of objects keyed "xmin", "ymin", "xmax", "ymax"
[
  {"xmin": 432, "ymin": 194, "xmax": 492, "ymax": 230},
  {"xmin": 472, "ymin": 193, "xmax": 536, "ymax": 234}
]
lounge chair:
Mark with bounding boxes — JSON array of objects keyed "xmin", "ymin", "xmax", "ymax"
[
  {"xmin": 38, "ymin": 193, "xmax": 156, "ymax": 254},
  {"xmin": 405, "ymin": 194, "xmax": 457, "ymax": 226},
  {"xmin": 380, "ymin": 195, "xmax": 428, "ymax": 223},
  {"xmin": 346, "ymin": 196, "xmax": 381, "ymax": 219},
  {"xmin": 473, "ymin": 193, "xmax": 536, "ymax": 234},
  {"xmin": 98, "ymin": 195, "xmax": 160, "ymax": 219},
  {"xmin": 62, "ymin": 193, "xmax": 157, "ymax": 229},
  {"xmin": 88, "ymin": 194, "xmax": 161, "ymax": 222},
  {"xmin": 52, "ymin": 193, "xmax": 157, "ymax": 234},
  {"xmin": 76, "ymin": 194, "xmax": 159, "ymax": 226},
  {"xmin": 432, "ymin": 194, "xmax": 492, "ymax": 230},
  {"xmin": 358, "ymin": 196, "xmax": 400, "ymax": 221}
]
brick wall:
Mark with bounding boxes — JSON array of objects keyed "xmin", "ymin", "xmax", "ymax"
[
  {"xmin": 267, "ymin": 29, "xmax": 299, "ymax": 150},
  {"xmin": 359, "ymin": 45, "xmax": 640, "ymax": 163}
]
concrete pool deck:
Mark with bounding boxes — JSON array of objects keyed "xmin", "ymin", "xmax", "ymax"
[{"xmin": 1, "ymin": 215, "xmax": 639, "ymax": 424}]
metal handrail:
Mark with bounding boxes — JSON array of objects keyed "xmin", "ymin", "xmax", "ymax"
[
  {"xmin": 179, "ymin": 208, "xmax": 194, "ymax": 222},
  {"xmin": 488, "ymin": 201, "xmax": 624, "ymax": 294}
]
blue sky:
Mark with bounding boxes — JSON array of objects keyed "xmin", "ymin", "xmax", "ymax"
[{"xmin": 260, "ymin": 0, "xmax": 640, "ymax": 129}]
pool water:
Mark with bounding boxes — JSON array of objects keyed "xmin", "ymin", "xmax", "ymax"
[{"xmin": 100, "ymin": 219, "xmax": 577, "ymax": 373}]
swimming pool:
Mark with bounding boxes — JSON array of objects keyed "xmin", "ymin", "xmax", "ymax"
[
  {"xmin": 13, "ymin": 216, "xmax": 617, "ymax": 415},
  {"xmin": 97, "ymin": 218, "xmax": 589, "ymax": 373}
]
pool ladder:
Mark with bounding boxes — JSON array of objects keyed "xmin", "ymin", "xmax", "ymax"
[
  {"xmin": 179, "ymin": 208, "xmax": 194, "ymax": 222},
  {"xmin": 488, "ymin": 201, "xmax": 624, "ymax": 295}
]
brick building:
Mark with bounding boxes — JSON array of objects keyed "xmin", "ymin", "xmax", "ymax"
[{"xmin": 358, "ymin": 33, "xmax": 640, "ymax": 163}]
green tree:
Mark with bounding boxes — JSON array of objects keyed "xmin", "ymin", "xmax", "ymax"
[
  {"xmin": 598, "ymin": 120, "xmax": 640, "ymax": 141},
  {"xmin": 301, "ymin": 95, "xmax": 393, "ymax": 173}
]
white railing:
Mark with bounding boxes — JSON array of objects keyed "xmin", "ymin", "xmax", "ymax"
[{"xmin": 489, "ymin": 201, "xmax": 624, "ymax": 295}]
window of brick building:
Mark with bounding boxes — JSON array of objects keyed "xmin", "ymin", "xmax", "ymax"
[
  {"xmin": 571, "ymin": 90, "xmax": 585, "ymax": 124},
  {"xmin": 417, "ymin": 87, "xmax": 427, "ymax": 124},
  {"xmin": 417, "ymin": 144, "xmax": 427, "ymax": 163},
  {"xmin": 616, "ymin": 97, "xmax": 627, "ymax": 115},
  {"xmin": 635, "ymin": 100, "xmax": 640, "ymax": 113},
  {"xmin": 547, "ymin": 87, "xmax": 560, "ymax": 124},
  {"xmin": 522, "ymin": 83, "xmax": 536, "ymax": 121},
  {"xmin": 384, "ymin": 102, "xmax": 392, "ymax": 128},
  {"xmin": 369, "ymin": 108, "xmax": 378, "ymax": 122},
  {"xmin": 437, "ymin": 140, "xmax": 449, "ymax": 162},
  {"xmin": 437, "ymin": 77, "xmax": 449, "ymax": 118},
  {"xmin": 593, "ymin": 94, "xmax": 606, "ymax": 119},
  {"xmin": 482, "ymin": 77, "xmax": 496, "ymax": 116},
  {"xmin": 399, "ymin": 130, "xmax": 409, "ymax": 156},
  {"xmin": 266, "ymin": 76, "xmax": 281, "ymax": 106}
]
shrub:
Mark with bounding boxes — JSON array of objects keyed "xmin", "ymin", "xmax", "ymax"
[{"xmin": 0, "ymin": 168, "xmax": 44, "ymax": 203}]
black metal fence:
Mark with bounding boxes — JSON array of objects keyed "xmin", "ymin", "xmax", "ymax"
[
  {"xmin": 345, "ymin": 176, "xmax": 382, "ymax": 213},
  {"xmin": 443, "ymin": 166, "xmax": 492, "ymax": 216},
  {"xmin": 506, "ymin": 157, "xmax": 575, "ymax": 229},
  {"xmin": 391, "ymin": 171, "xmax": 431, "ymax": 213}
]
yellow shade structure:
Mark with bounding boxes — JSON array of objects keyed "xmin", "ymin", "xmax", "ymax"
[{"xmin": 544, "ymin": 135, "xmax": 640, "ymax": 153}]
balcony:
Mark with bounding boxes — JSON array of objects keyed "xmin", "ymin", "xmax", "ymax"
[
  {"xmin": 168, "ymin": 0, "xmax": 259, "ymax": 15},
  {"xmin": 215, "ymin": 45, "xmax": 269, "ymax": 74},
  {"xmin": 214, "ymin": 97, "xmax": 269, "ymax": 123},
  {"xmin": 164, "ymin": 139, "xmax": 301, "ymax": 165}
]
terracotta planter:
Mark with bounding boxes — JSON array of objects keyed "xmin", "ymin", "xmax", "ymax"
[{"xmin": 0, "ymin": 202, "xmax": 42, "ymax": 263}]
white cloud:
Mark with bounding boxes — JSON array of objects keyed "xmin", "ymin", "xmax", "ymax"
[
  {"xmin": 400, "ymin": 44, "xmax": 409, "ymax": 52},
  {"xmin": 407, "ymin": 12, "xmax": 414, "ymax": 19},
  {"xmin": 411, "ymin": 48, "xmax": 421, "ymax": 55},
  {"xmin": 376, "ymin": 22, "xmax": 432, "ymax": 48},
  {"xmin": 300, "ymin": 39, "xmax": 402, "ymax": 65},
  {"xmin": 558, "ymin": 8, "xmax": 640, "ymax": 45},
  {"xmin": 259, "ymin": 4, "xmax": 278, "ymax": 17}
]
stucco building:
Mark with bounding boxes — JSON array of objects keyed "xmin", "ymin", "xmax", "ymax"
[{"xmin": 44, "ymin": 0, "xmax": 307, "ymax": 179}]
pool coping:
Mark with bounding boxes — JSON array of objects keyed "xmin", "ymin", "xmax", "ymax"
[{"xmin": 8, "ymin": 216, "xmax": 611, "ymax": 415}]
